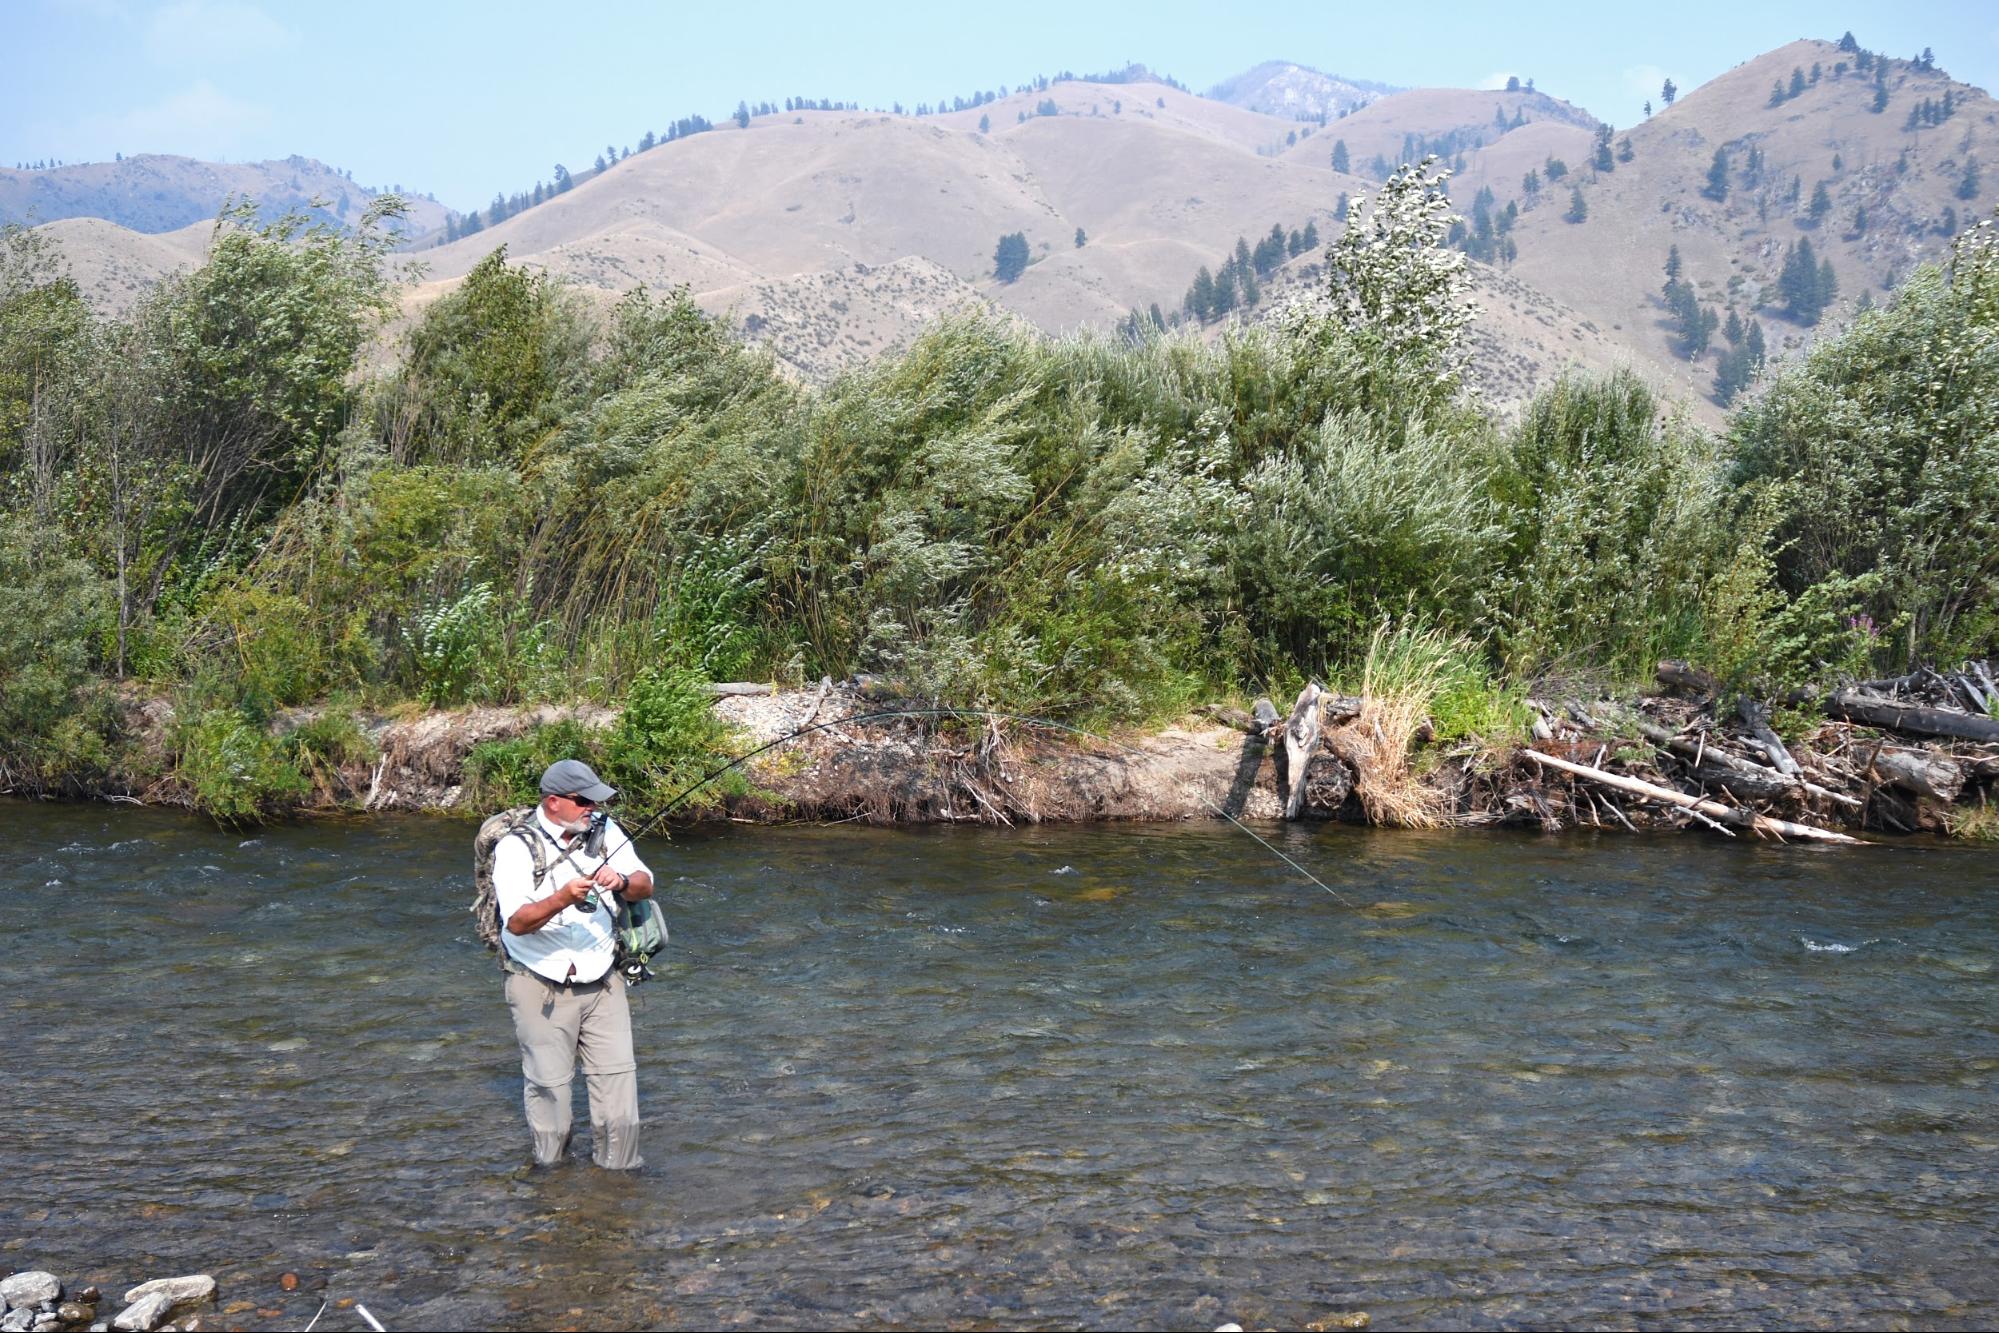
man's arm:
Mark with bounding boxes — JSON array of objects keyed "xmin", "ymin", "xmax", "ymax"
[
  {"xmin": 495, "ymin": 834, "xmax": 596, "ymax": 934},
  {"xmin": 507, "ymin": 877, "xmax": 596, "ymax": 933}
]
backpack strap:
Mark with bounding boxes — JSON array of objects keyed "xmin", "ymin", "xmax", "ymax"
[{"xmin": 494, "ymin": 822, "xmax": 552, "ymax": 975}]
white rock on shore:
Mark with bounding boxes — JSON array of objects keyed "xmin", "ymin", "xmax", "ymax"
[
  {"xmin": 109, "ymin": 1292, "xmax": 171, "ymax": 1332},
  {"xmin": 117, "ymin": 1279, "xmax": 212, "ymax": 1311},
  {"xmin": 0, "ymin": 1273, "xmax": 60, "ymax": 1310}
]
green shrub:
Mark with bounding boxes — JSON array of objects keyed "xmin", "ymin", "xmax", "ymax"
[
  {"xmin": 1491, "ymin": 372, "xmax": 1727, "ymax": 678},
  {"xmin": 1730, "ymin": 223, "xmax": 1999, "ymax": 665},
  {"xmin": 173, "ymin": 705, "xmax": 308, "ymax": 823},
  {"xmin": 602, "ymin": 662, "xmax": 745, "ymax": 812},
  {"xmin": 0, "ymin": 518, "xmax": 116, "ymax": 791},
  {"xmin": 211, "ymin": 584, "xmax": 330, "ymax": 706},
  {"xmin": 401, "ymin": 581, "xmax": 501, "ymax": 706},
  {"xmin": 465, "ymin": 718, "xmax": 603, "ymax": 810},
  {"xmin": 282, "ymin": 706, "xmax": 376, "ymax": 770}
]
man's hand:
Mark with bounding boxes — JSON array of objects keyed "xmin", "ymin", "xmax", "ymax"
[
  {"xmin": 590, "ymin": 864, "xmax": 626, "ymax": 893},
  {"xmin": 559, "ymin": 876, "xmax": 598, "ymax": 908}
]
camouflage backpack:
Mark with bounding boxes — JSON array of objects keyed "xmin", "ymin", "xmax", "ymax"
[{"xmin": 471, "ymin": 806, "xmax": 549, "ymax": 967}]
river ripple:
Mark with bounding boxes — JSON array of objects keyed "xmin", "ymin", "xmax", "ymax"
[{"xmin": 1, "ymin": 803, "xmax": 1994, "ymax": 1330}]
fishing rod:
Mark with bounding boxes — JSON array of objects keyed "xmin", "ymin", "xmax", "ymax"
[{"xmin": 587, "ymin": 704, "xmax": 1355, "ymax": 908}]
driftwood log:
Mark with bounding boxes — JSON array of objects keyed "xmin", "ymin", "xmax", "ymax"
[
  {"xmin": 1826, "ymin": 690, "xmax": 1999, "ymax": 743},
  {"xmin": 1635, "ymin": 721, "xmax": 1862, "ymax": 809},
  {"xmin": 1655, "ymin": 660, "xmax": 1720, "ymax": 702},
  {"xmin": 1865, "ymin": 746, "xmax": 1968, "ymax": 803},
  {"xmin": 1521, "ymin": 749, "xmax": 1867, "ymax": 845},
  {"xmin": 1282, "ymin": 682, "xmax": 1325, "ymax": 821},
  {"xmin": 705, "ymin": 682, "xmax": 778, "ymax": 697},
  {"xmin": 1737, "ymin": 698, "xmax": 1802, "ymax": 777}
]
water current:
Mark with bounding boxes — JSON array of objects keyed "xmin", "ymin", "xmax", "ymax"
[{"xmin": 2, "ymin": 803, "xmax": 1995, "ymax": 1330}]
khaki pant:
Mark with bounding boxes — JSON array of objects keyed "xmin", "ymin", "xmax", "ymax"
[{"xmin": 504, "ymin": 969, "xmax": 643, "ymax": 1169}]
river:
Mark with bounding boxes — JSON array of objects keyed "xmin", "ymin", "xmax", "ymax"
[{"xmin": 3, "ymin": 804, "xmax": 1994, "ymax": 1330}]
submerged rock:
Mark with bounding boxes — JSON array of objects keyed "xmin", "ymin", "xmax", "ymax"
[{"xmin": 0, "ymin": 1312, "xmax": 33, "ymax": 1333}]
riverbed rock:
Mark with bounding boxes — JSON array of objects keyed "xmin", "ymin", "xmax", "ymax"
[
  {"xmin": 1, "ymin": 1275, "xmax": 61, "ymax": 1311},
  {"xmin": 55, "ymin": 1307, "xmax": 90, "ymax": 1326},
  {"xmin": 30, "ymin": 1314, "xmax": 59, "ymax": 1331},
  {"xmin": 108, "ymin": 1294, "xmax": 171, "ymax": 1332},
  {"xmin": 1, "ymin": 1311, "xmax": 34, "ymax": 1333},
  {"xmin": 115, "ymin": 1281, "xmax": 209, "ymax": 1314}
]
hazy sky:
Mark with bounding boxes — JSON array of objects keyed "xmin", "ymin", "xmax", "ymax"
[{"xmin": 10, "ymin": 0, "xmax": 1999, "ymax": 210}]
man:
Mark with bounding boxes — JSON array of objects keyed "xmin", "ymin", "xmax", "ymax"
[{"xmin": 493, "ymin": 758, "xmax": 654, "ymax": 1169}]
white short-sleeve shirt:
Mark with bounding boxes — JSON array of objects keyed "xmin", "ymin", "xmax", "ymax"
[{"xmin": 493, "ymin": 807, "xmax": 653, "ymax": 984}]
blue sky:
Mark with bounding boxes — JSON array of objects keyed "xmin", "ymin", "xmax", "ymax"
[{"xmin": 10, "ymin": 0, "xmax": 1999, "ymax": 211}]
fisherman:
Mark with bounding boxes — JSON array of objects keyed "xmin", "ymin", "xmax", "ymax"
[{"xmin": 492, "ymin": 759, "xmax": 654, "ymax": 1169}]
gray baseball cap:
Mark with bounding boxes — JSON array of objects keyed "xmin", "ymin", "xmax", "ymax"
[{"xmin": 539, "ymin": 758, "xmax": 616, "ymax": 803}]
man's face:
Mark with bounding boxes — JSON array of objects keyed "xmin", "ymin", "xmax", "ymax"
[{"xmin": 544, "ymin": 792, "xmax": 595, "ymax": 833}]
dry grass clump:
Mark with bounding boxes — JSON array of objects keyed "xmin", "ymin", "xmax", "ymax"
[{"xmin": 1342, "ymin": 620, "xmax": 1501, "ymax": 828}]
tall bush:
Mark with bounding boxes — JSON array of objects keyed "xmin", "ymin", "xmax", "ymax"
[{"xmin": 1731, "ymin": 218, "xmax": 1999, "ymax": 665}]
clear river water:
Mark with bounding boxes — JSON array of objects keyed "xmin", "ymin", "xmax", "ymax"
[{"xmin": 2, "ymin": 803, "xmax": 1995, "ymax": 1331}]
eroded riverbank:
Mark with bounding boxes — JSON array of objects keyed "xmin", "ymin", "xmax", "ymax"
[{"xmin": 69, "ymin": 670, "xmax": 1999, "ymax": 844}]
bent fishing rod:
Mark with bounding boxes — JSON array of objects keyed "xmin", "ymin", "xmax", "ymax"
[{"xmin": 585, "ymin": 705, "xmax": 1355, "ymax": 909}]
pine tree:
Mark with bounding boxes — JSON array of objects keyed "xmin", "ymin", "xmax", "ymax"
[
  {"xmin": 1808, "ymin": 180, "xmax": 1832, "ymax": 223},
  {"xmin": 1074, "ymin": 226, "xmax": 1087, "ymax": 248},
  {"xmin": 1593, "ymin": 125, "xmax": 1615, "ymax": 173},
  {"xmin": 1703, "ymin": 148, "xmax": 1730, "ymax": 202},
  {"xmin": 1301, "ymin": 219, "xmax": 1319, "ymax": 249},
  {"xmin": 1664, "ymin": 245, "xmax": 1683, "ymax": 283},
  {"xmin": 1331, "ymin": 139, "xmax": 1350, "ymax": 173},
  {"xmin": 978, "ymin": 114, "xmax": 990, "ymax": 133},
  {"xmin": 1565, "ymin": 186, "xmax": 1587, "ymax": 223},
  {"xmin": 1618, "ymin": 137, "xmax": 1634, "ymax": 163},
  {"xmin": 993, "ymin": 231, "xmax": 1030, "ymax": 282},
  {"xmin": 1960, "ymin": 158, "xmax": 1981, "ymax": 201},
  {"xmin": 1661, "ymin": 78, "xmax": 1677, "ymax": 106},
  {"xmin": 1770, "ymin": 81, "xmax": 1788, "ymax": 108},
  {"xmin": 1522, "ymin": 167, "xmax": 1541, "ymax": 198},
  {"xmin": 1747, "ymin": 318, "xmax": 1765, "ymax": 366},
  {"xmin": 1723, "ymin": 307, "xmax": 1744, "ymax": 344},
  {"xmin": 1789, "ymin": 67, "xmax": 1807, "ymax": 99},
  {"xmin": 1186, "ymin": 266, "xmax": 1216, "ymax": 320}
]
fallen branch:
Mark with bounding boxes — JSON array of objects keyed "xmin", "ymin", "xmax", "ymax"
[
  {"xmin": 1521, "ymin": 749, "xmax": 1867, "ymax": 845},
  {"xmin": 1634, "ymin": 720, "xmax": 1862, "ymax": 810},
  {"xmin": 1826, "ymin": 690, "xmax": 1999, "ymax": 743},
  {"xmin": 1738, "ymin": 698, "xmax": 1802, "ymax": 777},
  {"xmin": 1655, "ymin": 659, "xmax": 1719, "ymax": 702}
]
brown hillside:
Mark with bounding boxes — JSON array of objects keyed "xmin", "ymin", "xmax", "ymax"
[
  {"xmin": 1503, "ymin": 39, "xmax": 1995, "ymax": 386},
  {"xmin": 37, "ymin": 44, "xmax": 1990, "ymax": 415},
  {"xmin": 32, "ymin": 217, "xmax": 211, "ymax": 314},
  {"xmin": 0, "ymin": 153, "xmax": 447, "ymax": 238}
]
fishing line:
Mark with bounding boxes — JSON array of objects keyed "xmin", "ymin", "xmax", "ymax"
[{"xmin": 592, "ymin": 705, "xmax": 1356, "ymax": 909}]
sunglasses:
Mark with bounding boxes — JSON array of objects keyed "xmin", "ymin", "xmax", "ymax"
[{"xmin": 562, "ymin": 794, "xmax": 598, "ymax": 807}]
